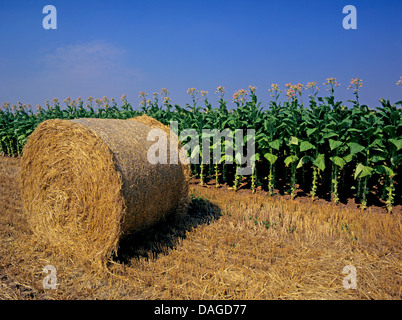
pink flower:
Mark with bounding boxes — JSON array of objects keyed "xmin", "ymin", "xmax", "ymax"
[
  {"xmin": 268, "ymin": 83, "xmax": 280, "ymax": 92},
  {"xmin": 215, "ymin": 86, "xmax": 225, "ymax": 93},
  {"xmin": 347, "ymin": 78, "xmax": 363, "ymax": 92},
  {"xmin": 215, "ymin": 86, "xmax": 226, "ymax": 100},
  {"xmin": 286, "ymin": 87, "xmax": 296, "ymax": 100},
  {"xmin": 323, "ymin": 77, "xmax": 341, "ymax": 95},
  {"xmin": 306, "ymin": 81, "xmax": 316, "ymax": 88},
  {"xmin": 187, "ymin": 88, "xmax": 198, "ymax": 96},
  {"xmin": 248, "ymin": 85, "xmax": 257, "ymax": 94},
  {"xmin": 232, "ymin": 89, "xmax": 248, "ymax": 104},
  {"xmin": 306, "ymin": 81, "xmax": 320, "ymax": 97}
]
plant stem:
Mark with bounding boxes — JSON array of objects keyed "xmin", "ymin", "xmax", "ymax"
[
  {"xmin": 290, "ymin": 163, "xmax": 296, "ymax": 199},
  {"xmin": 251, "ymin": 165, "xmax": 256, "ymax": 194},
  {"xmin": 200, "ymin": 163, "xmax": 204, "ymax": 186},
  {"xmin": 215, "ymin": 163, "xmax": 219, "ymax": 187},
  {"xmin": 386, "ymin": 175, "xmax": 395, "ymax": 213},
  {"xmin": 311, "ymin": 167, "xmax": 317, "ymax": 202}
]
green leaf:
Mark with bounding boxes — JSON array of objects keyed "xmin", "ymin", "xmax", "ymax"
[
  {"xmin": 306, "ymin": 128, "xmax": 318, "ymax": 137},
  {"xmin": 374, "ymin": 165, "xmax": 394, "ymax": 177},
  {"xmin": 348, "ymin": 142, "xmax": 365, "ymax": 155},
  {"xmin": 343, "ymin": 153, "xmax": 354, "ymax": 163},
  {"xmin": 329, "ymin": 139, "xmax": 342, "ymax": 151},
  {"xmin": 289, "ymin": 136, "xmax": 299, "ymax": 145},
  {"xmin": 370, "ymin": 154, "xmax": 386, "ymax": 163},
  {"xmin": 299, "ymin": 141, "xmax": 315, "ymax": 152},
  {"xmin": 313, "ymin": 154, "xmax": 326, "ymax": 171},
  {"xmin": 382, "ymin": 125, "xmax": 395, "ymax": 136},
  {"xmin": 220, "ymin": 154, "xmax": 234, "ymax": 164},
  {"xmin": 251, "ymin": 153, "xmax": 261, "ymax": 162},
  {"xmin": 269, "ymin": 139, "xmax": 282, "ymax": 151},
  {"xmin": 354, "ymin": 163, "xmax": 374, "ymax": 179},
  {"xmin": 17, "ymin": 135, "xmax": 27, "ymax": 141},
  {"xmin": 284, "ymin": 155, "xmax": 298, "ymax": 166},
  {"xmin": 389, "ymin": 138, "xmax": 402, "ymax": 151},
  {"xmin": 235, "ymin": 152, "xmax": 243, "ymax": 164},
  {"xmin": 354, "ymin": 163, "xmax": 364, "ymax": 179},
  {"xmin": 323, "ymin": 132, "xmax": 338, "ymax": 139},
  {"xmin": 330, "ymin": 156, "xmax": 346, "ymax": 169},
  {"xmin": 297, "ymin": 156, "xmax": 313, "ymax": 169},
  {"xmin": 264, "ymin": 153, "xmax": 278, "ymax": 164},
  {"xmin": 391, "ymin": 154, "xmax": 402, "ymax": 166}
]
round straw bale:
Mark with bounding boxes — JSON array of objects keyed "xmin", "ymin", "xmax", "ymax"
[
  {"xmin": 20, "ymin": 118, "xmax": 189, "ymax": 263},
  {"xmin": 129, "ymin": 114, "xmax": 171, "ymax": 135},
  {"xmin": 129, "ymin": 114, "xmax": 191, "ymax": 183}
]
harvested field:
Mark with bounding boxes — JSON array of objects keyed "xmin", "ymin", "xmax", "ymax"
[{"xmin": 0, "ymin": 155, "xmax": 401, "ymax": 299}]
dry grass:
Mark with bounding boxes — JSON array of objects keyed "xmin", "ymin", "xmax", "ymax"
[{"xmin": 1, "ymin": 155, "xmax": 401, "ymax": 299}]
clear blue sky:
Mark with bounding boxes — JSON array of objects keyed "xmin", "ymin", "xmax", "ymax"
[{"xmin": 0, "ymin": 0, "xmax": 401, "ymax": 109}]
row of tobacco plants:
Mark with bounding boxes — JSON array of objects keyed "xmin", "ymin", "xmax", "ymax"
[{"xmin": 1, "ymin": 79, "xmax": 401, "ymax": 212}]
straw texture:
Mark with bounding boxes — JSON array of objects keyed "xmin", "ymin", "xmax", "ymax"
[{"xmin": 19, "ymin": 118, "xmax": 189, "ymax": 263}]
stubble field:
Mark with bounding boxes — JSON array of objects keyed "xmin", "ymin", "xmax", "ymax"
[{"xmin": 0, "ymin": 155, "xmax": 401, "ymax": 300}]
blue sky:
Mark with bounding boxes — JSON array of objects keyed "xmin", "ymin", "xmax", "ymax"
[{"xmin": 0, "ymin": 0, "xmax": 401, "ymax": 109}]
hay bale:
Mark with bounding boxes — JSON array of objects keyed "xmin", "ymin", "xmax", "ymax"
[
  {"xmin": 130, "ymin": 114, "xmax": 171, "ymax": 135},
  {"xmin": 129, "ymin": 114, "xmax": 191, "ymax": 193},
  {"xmin": 20, "ymin": 118, "xmax": 189, "ymax": 263}
]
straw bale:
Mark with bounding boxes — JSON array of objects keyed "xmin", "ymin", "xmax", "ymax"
[{"xmin": 19, "ymin": 118, "xmax": 189, "ymax": 263}]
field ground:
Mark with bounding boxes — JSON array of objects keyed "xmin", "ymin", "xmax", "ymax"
[{"xmin": 0, "ymin": 155, "xmax": 401, "ymax": 300}]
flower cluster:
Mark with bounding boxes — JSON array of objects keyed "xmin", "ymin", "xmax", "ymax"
[
  {"xmin": 248, "ymin": 85, "xmax": 257, "ymax": 95},
  {"xmin": 269, "ymin": 83, "xmax": 280, "ymax": 92},
  {"xmin": 396, "ymin": 77, "xmax": 402, "ymax": 86},
  {"xmin": 138, "ymin": 92, "xmax": 147, "ymax": 108},
  {"xmin": 63, "ymin": 97, "xmax": 71, "ymax": 105},
  {"xmin": 187, "ymin": 88, "xmax": 199, "ymax": 96},
  {"xmin": 306, "ymin": 81, "xmax": 320, "ymax": 97},
  {"xmin": 285, "ymin": 83, "xmax": 303, "ymax": 100},
  {"xmin": 323, "ymin": 77, "xmax": 340, "ymax": 86},
  {"xmin": 187, "ymin": 88, "xmax": 199, "ymax": 106},
  {"xmin": 323, "ymin": 77, "xmax": 341, "ymax": 96},
  {"xmin": 1, "ymin": 102, "xmax": 10, "ymax": 111},
  {"xmin": 323, "ymin": 77, "xmax": 340, "ymax": 89},
  {"xmin": 268, "ymin": 83, "xmax": 281, "ymax": 101},
  {"xmin": 232, "ymin": 89, "xmax": 248, "ymax": 104},
  {"xmin": 120, "ymin": 94, "xmax": 127, "ymax": 104},
  {"xmin": 285, "ymin": 85, "xmax": 296, "ymax": 100},
  {"xmin": 347, "ymin": 78, "xmax": 363, "ymax": 92},
  {"xmin": 215, "ymin": 86, "xmax": 226, "ymax": 100}
]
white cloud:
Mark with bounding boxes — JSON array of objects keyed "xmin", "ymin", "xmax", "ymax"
[
  {"xmin": 6, "ymin": 40, "xmax": 145, "ymax": 104},
  {"xmin": 43, "ymin": 40, "xmax": 134, "ymax": 80}
]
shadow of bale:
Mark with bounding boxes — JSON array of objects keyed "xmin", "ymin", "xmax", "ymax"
[{"xmin": 112, "ymin": 195, "xmax": 221, "ymax": 264}]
